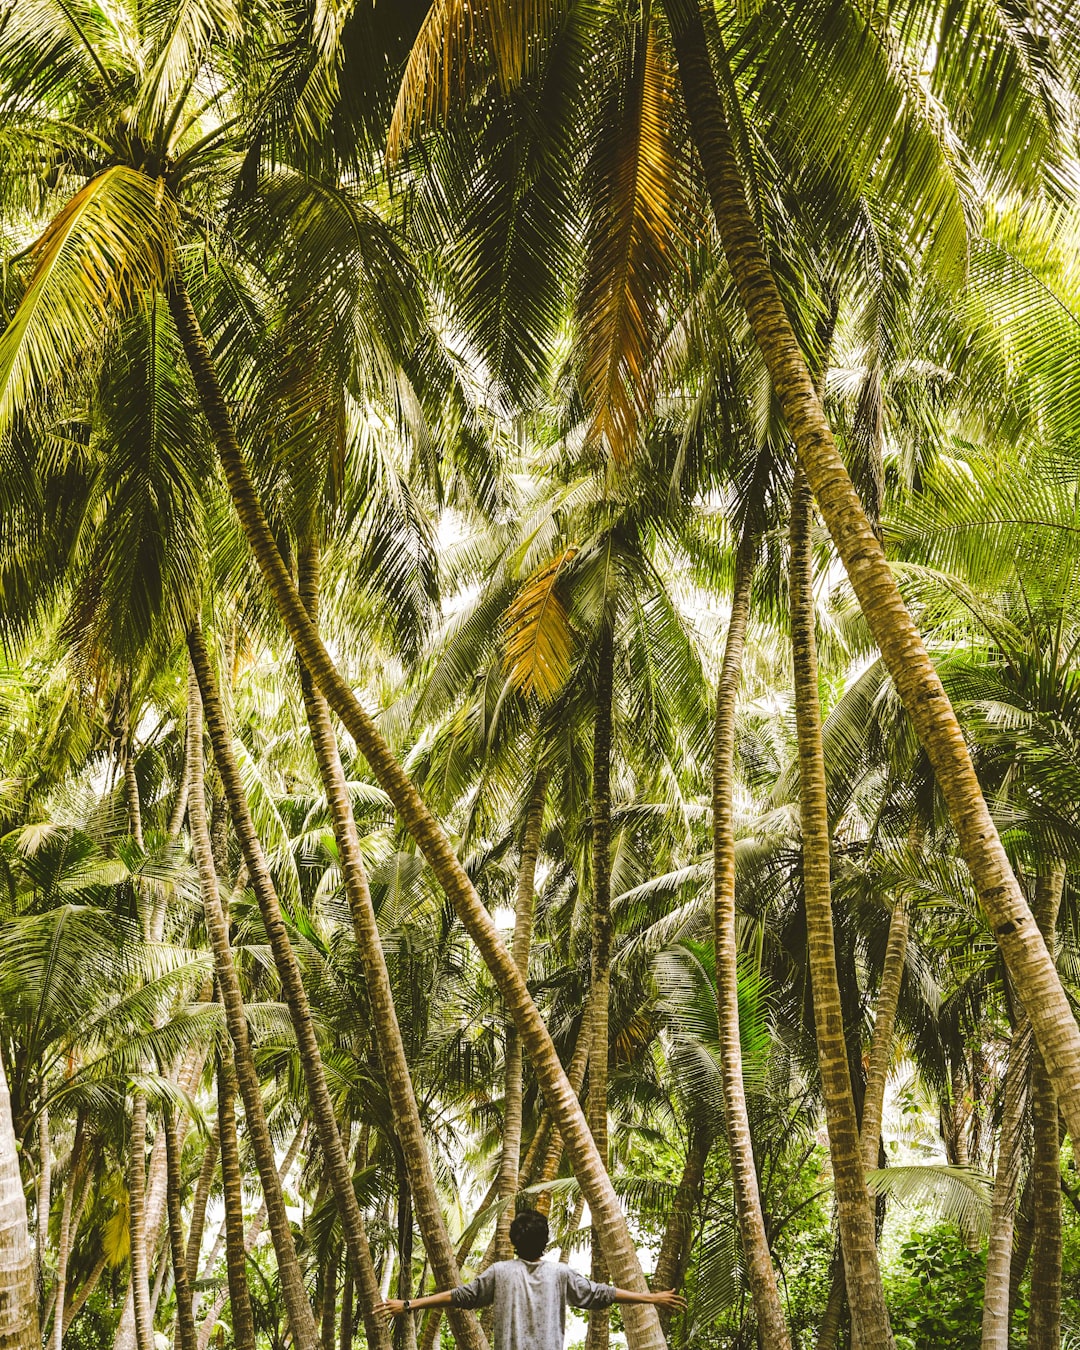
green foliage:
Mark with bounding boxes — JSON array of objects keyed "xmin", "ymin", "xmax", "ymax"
[{"xmin": 884, "ymin": 1226, "xmax": 988, "ymax": 1350}]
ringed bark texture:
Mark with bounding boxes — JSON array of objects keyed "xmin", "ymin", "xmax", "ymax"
[
  {"xmin": 189, "ymin": 626, "xmax": 390, "ymax": 1350},
  {"xmin": 980, "ymin": 1021, "xmax": 1029, "ymax": 1350},
  {"xmin": 712, "ymin": 527, "xmax": 791, "ymax": 1349},
  {"xmin": 184, "ymin": 658, "xmax": 319, "ymax": 1350},
  {"xmin": 0, "ymin": 1056, "xmax": 39, "ymax": 1350},
  {"xmin": 660, "ymin": 0, "xmax": 1080, "ymax": 1142},
  {"xmin": 1028, "ymin": 866, "xmax": 1064, "ymax": 1350},
  {"xmin": 790, "ymin": 470, "xmax": 894, "ymax": 1350},
  {"xmin": 169, "ymin": 280, "xmax": 666, "ymax": 1350},
  {"xmin": 295, "ymin": 544, "xmax": 487, "ymax": 1350}
]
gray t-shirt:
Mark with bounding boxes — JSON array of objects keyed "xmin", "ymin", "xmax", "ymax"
[{"xmin": 450, "ymin": 1258, "xmax": 617, "ymax": 1350}]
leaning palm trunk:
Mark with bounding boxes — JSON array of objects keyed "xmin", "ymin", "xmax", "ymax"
[
  {"xmin": 652, "ymin": 1123, "xmax": 708, "ymax": 1331},
  {"xmin": 182, "ymin": 1125, "xmax": 218, "ymax": 1312},
  {"xmin": 294, "ymin": 545, "xmax": 487, "ymax": 1350},
  {"xmin": 712, "ymin": 526, "xmax": 791, "ymax": 1349},
  {"xmin": 213, "ymin": 1050, "xmax": 255, "ymax": 1350},
  {"xmin": 128, "ymin": 1094, "xmax": 155, "ymax": 1350},
  {"xmin": 168, "ymin": 282, "xmax": 665, "ymax": 1350},
  {"xmin": 790, "ymin": 470, "xmax": 894, "ymax": 1350},
  {"xmin": 493, "ymin": 767, "xmax": 550, "ymax": 1262},
  {"xmin": 660, "ymin": 0, "xmax": 1080, "ymax": 1140},
  {"xmin": 51, "ymin": 1117, "xmax": 86, "ymax": 1350},
  {"xmin": 981, "ymin": 1019, "xmax": 1029, "ymax": 1350},
  {"xmin": 188, "ymin": 627, "xmax": 390, "ymax": 1350},
  {"xmin": 0, "ymin": 1056, "xmax": 39, "ymax": 1350},
  {"xmin": 1028, "ymin": 866, "xmax": 1064, "ymax": 1350},
  {"xmin": 163, "ymin": 1108, "xmax": 198, "ymax": 1350},
  {"xmin": 196, "ymin": 1124, "xmax": 305, "ymax": 1350},
  {"xmin": 815, "ymin": 898, "xmax": 911, "ymax": 1350},
  {"xmin": 587, "ymin": 625, "xmax": 615, "ymax": 1350},
  {"xmin": 184, "ymin": 660, "xmax": 320, "ymax": 1350},
  {"xmin": 36, "ymin": 1104, "xmax": 50, "ymax": 1306}
]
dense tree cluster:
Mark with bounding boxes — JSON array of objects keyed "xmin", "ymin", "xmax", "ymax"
[{"xmin": 2, "ymin": 2, "xmax": 1080, "ymax": 1348}]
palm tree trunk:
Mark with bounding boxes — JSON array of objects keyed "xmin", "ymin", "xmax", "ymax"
[
  {"xmin": 790, "ymin": 468, "xmax": 893, "ymax": 1350},
  {"xmin": 163, "ymin": 1109, "xmax": 197, "ymax": 1350},
  {"xmin": 189, "ymin": 626, "xmax": 390, "ymax": 1350},
  {"xmin": 340, "ymin": 1266, "xmax": 354, "ymax": 1350},
  {"xmin": 36, "ymin": 1104, "xmax": 50, "ymax": 1313},
  {"xmin": 214, "ymin": 1049, "xmax": 256, "ymax": 1350},
  {"xmin": 322, "ymin": 1248, "xmax": 339, "ymax": 1350},
  {"xmin": 652, "ymin": 1123, "xmax": 707, "ymax": 1328},
  {"xmin": 182, "ymin": 1127, "xmax": 218, "ymax": 1301},
  {"xmin": 418, "ymin": 1178, "xmax": 500, "ymax": 1350},
  {"xmin": 184, "ymin": 657, "xmax": 319, "ymax": 1350},
  {"xmin": 294, "ymin": 545, "xmax": 487, "ymax": 1350},
  {"xmin": 168, "ymin": 281, "xmax": 665, "ymax": 1350},
  {"xmin": 660, "ymin": 0, "xmax": 1080, "ymax": 1141},
  {"xmin": 62, "ymin": 1252, "xmax": 106, "ymax": 1338},
  {"xmin": 128, "ymin": 1094, "xmax": 155, "ymax": 1350},
  {"xmin": 587, "ymin": 623, "xmax": 615, "ymax": 1350},
  {"xmin": 196, "ymin": 1125, "xmax": 305, "ymax": 1350},
  {"xmin": 981, "ymin": 1020, "xmax": 1029, "ymax": 1350},
  {"xmin": 712, "ymin": 524, "xmax": 791, "ymax": 1349},
  {"xmin": 1028, "ymin": 866, "xmax": 1064, "ymax": 1350},
  {"xmin": 494, "ymin": 766, "xmax": 549, "ymax": 1262},
  {"xmin": 815, "ymin": 895, "xmax": 910, "ymax": 1350},
  {"xmin": 816, "ymin": 896, "xmax": 910, "ymax": 1350},
  {"xmin": 0, "ymin": 1052, "xmax": 40, "ymax": 1350},
  {"xmin": 50, "ymin": 1117, "xmax": 85, "ymax": 1350}
]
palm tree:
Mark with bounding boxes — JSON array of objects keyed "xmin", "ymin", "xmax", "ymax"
[
  {"xmin": 183, "ymin": 660, "xmax": 321, "ymax": 1350},
  {"xmin": 0, "ymin": 1054, "xmax": 38, "ymax": 1350}
]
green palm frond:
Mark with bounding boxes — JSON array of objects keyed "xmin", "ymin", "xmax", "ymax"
[
  {"xmin": 503, "ymin": 547, "xmax": 577, "ymax": 701},
  {"xmin": 865, "ymin": 1164, "xmax": 993, "ymax": 1238},
  {"xmin": 0, "ymin": 168, "xmax": 175, "ymax": 432}
]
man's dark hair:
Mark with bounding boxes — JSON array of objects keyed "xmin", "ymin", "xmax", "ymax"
[{"xmin": 509, "ymin": 1208, "xmax": 549, "ymax": 1260}]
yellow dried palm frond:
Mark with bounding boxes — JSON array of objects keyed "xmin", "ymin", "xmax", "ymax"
[
  {"xmin": 0, "ymin": 166, "xmax": 175, "ymax": 432},
  {"xmin": 578, "ymin": 15, "xmax": 688, "ymax": 462},
  {"xmin": 388, "ymin": 0, "xmax": 564, "ymax": 160},
  {"xmin": 502, "ymin": 546, "xmax": 577, "ymax": 701}
]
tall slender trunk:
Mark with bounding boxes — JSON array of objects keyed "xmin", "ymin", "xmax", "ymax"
[
  {"xmin": 0, "ymin": 1055, "xmax": 40, "ymax": 1350},
  {"xmin": 816, "ymin": 898, "xmax": 910, "ymax": 1350},
  {"xmin": 184, "ymin": 658, "xmax": 319, "ymax": 1350},
  {"xmin": 293, "ymin": 545, "xmax": 486, "ymax": 1350},
  {"xmin": 188, "ymin": 627, "xmax": 390, "ymax": 1350},
  {"xmin": 163, "ymin": 1109, "xmax": 197, "ymax": 1350},
  {"xmin": 660, "ymin": 0, "xmax": 1080, "ymax": 1142},
  {"xmin": 196, "ymin": 1125, "xmax": 305, "ymax": 1350},
  {"xmin": 214, "ymin": 1049, "xmax": 256, "ymax": 1350},
  {"xmin": 1009, "ymin": 1173, "xmax": 1034, "ymax": 1322},
  {"xmin": 652, "ymin": 1123, "xmax": 708, "ymax": 1327},
  {"xmin": 418, "ymin": 1178, "xmax": 500, "ymax": 1350},
  {"xmin": 712, "ymin": 526, "xmax": 790, "ymax": 1348},
  {"xmin": 182, "ymin": 1127, "xmax": 218, "ymax": 1299},
  {"xmin": 1028, "ymin": 866, "xmax": 1064, "ymax": 1350},
  {"xmin": 50, "ymin": 1117, "xmax": 85, "ymax": 1350},
  {"xmin": 587, "ymin": 623, "xmax": 614, "ymax": 1350},
  {"xmin": 168, "ymin": 281, "xmax": 665, "ymax": 1350},
  {"xmin": 494, "ymin": 767, "xmax": 550, "ymax": 1261},
  {"xmin": 62, "ymin": 1252, "xmax": 106, "ymax": 1338},
  {"xmin": 340, "ymin": 1266, "xmax": 354, "ymax": 1350},
  {"xmin": 322, "ymin": 1248, "xmax": 339, "ymax": 1350},
  {"xmin": 790, "ymin": 469, "xmax": 893, "ymax": 1350},
  {"xmin": 128, "ymin": 1095, "xmax": 155, "ymax": 1350},
  {"xmin": 981, "ymin": 1020, "xmax": 1029, "ymax": 1350},
  {"xmin": 36, "ymin": 1104, "xmax": 50, "ymax": 1310}
]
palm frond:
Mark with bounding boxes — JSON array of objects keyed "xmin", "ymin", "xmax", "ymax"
[{"xmin": 502, "ymin": 547, "xmax": 577, "ymax": 701}]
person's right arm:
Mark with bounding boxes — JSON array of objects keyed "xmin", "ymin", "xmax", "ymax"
[{"xmin": 378, "ymin": 1267, "xmax": 496, "ymax": 1317}]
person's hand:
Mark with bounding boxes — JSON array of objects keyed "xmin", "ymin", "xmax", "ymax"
[
  {"xmin": 375, "ymin": 1300, "xmax": 408, "ymax": 1317},
  {"xmin": 652, "ymin": 1289, "xmax": 687, "ymax": 1313}
]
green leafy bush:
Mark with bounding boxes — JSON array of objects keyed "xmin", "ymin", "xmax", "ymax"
[{"xmin": 884, "ymin": 1226, "xmax": 986, "ymax": 1350}]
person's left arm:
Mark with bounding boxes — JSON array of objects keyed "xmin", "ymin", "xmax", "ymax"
[
  {"xmin": 565, "ymin": 1270, "xmax": 685, "ymax": 1314},
  {"xmin": 375, "ymin": 1291, "xmax": 454, "ymax": 1316}
]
